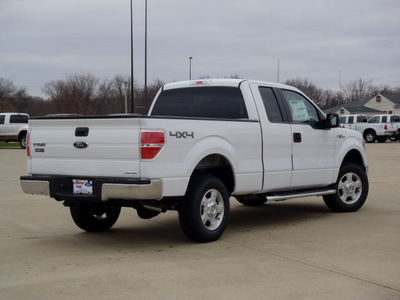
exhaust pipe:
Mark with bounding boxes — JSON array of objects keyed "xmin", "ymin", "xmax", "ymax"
[{"xmin": 142, "ymin": 204, "xmax": 167, "ymax": 213}]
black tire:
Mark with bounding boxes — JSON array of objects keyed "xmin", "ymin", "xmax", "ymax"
[
  {"xmin": 179, "ymin": 175, "xmax": 229, "ymax": 243},
  {"xmin": 236, "ymin": 195, "xmax": 267, "ymax": 206},
  {"xmin": 389, "ymin": 135, "xmax": 399, "ymax": 142},
  {"xmin": 323, "ymin": 163, "xmax": 368, "ymax": 212},
  {"xmin": 70, "ymin": 202, "xmax": 121, "ymax": 232},
  {"xmin": 364, "ymin": 131, "xmax": 376, "ymax": 143},
  {"xmin": 19, "ymin": 133, "xmax": 27, "ymax": 149},
  {"xmin": 377, "ymin": 136, "xmax": 387, "ymax": 143}
]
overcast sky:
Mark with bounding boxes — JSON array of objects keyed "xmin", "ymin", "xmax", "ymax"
[{"xmin": 1, "ymin": 0, "xmax": 399, "ymax": 97}]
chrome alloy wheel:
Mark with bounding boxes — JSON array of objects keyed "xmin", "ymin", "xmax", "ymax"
[
  {"xmin": 200, "ymin": 188, "xmax": 225, "ymax": 231},
  {"xmin": 338, "ymin": 172, "xmax": 362, "ymax": 205}
]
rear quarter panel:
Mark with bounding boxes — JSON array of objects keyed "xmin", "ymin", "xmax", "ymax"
[{"xmin": 139, "ymin": 117, "xmax": 263, "ymax": 196}]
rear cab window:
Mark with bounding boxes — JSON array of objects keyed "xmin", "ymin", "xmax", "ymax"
[
  {"xmin": 151, "ymin": 86, "xmax": 248, "ymax": 119},
  {"xmin": 9, "ymin": 114, "xmax": 29, "ymax": 124}
]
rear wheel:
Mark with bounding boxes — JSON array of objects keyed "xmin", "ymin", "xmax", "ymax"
[
  {"xmin": 19, "ymin": 133, "xmax": 27, "ymax": 149},
  {"xmin": 364, "ymin": 131, "xmax": 376, "ymax": 143},
  {"xmin": 323, "ymin": 163, "xmax": 368, "ymax": 212},
  {"xmin": 179, "ymin": 175, "xmax": 229, "ymax": 243},
  {"xmin": 70, "ymin": 202, "xmax": 121, "ymax": 232}
]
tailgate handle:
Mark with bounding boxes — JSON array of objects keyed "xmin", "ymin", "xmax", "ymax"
[{"xmin": 75, "ymin": 127, "xmax": 89, "ymax": 137}]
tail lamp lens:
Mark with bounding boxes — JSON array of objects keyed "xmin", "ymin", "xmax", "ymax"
[{"xmin": 140, "ymin": 131, "xmax": 165, "ymax": 159}]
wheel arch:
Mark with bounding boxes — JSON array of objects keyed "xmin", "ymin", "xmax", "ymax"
[
  {"xmin": 18, "ymin": 130, "xmax": 27, "ymax": 140},
  {"xmin": 190, "ymin": 154, "xmax": 235, "ymax": 195},
  {"xmin": 341, "ymin": 149, "xmax": 366, "ymax": 172}
]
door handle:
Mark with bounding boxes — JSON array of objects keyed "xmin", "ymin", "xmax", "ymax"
[{"xmin": 293, "ymin": 132, "xmax": 302, "ymax": 143}]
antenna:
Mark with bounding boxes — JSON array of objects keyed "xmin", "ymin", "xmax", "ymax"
[{"xmin": 277, "ymin": 60, "xmax": 280, "ymax": 83}]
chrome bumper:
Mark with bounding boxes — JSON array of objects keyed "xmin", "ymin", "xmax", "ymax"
[{"xmin": 20, "ymin": 176, "xmax": 163, "ymax": 201}]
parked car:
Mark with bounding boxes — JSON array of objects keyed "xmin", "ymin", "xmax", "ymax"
[{"xmin": 0, "ymin": 113, "xmax": 29, "ymax": 148}]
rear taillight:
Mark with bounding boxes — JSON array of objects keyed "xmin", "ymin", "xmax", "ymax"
[
  {"xmin": 26, "ymin": 132, "xmax": 30, "ymax": 157},
  {"xmin": 384, "ymin": 124, "xmax": 388, "ymax": 130},
  {"xmin": 140, "ymin": 131, "xmax": 165, "ymax": 160}
]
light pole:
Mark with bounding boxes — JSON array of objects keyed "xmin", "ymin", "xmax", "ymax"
[
  {"xmin": 130, "ymin": 0, "xmax": 134, "ymax": 113},
  {"xmin": 144, "ymin": 0, "xmax": 148, "ymax": 112},
  {"xmin": 189, "ymin": 57, "xmax": 193, "ymax": 80}
]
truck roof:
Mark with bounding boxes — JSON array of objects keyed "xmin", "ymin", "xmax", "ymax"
[{"xmin": 162, "ymin": 79, "xmax": 300, "ymax": 92}]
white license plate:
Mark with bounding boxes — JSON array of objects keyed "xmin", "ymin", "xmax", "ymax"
[{"xmin": 73, "ymin": 179, "xmax": 93, "ymax": 194}]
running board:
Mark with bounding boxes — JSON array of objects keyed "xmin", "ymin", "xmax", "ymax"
[{"xmin": 266, "ymin": 188, "xmax": 336, "ymax": 202}]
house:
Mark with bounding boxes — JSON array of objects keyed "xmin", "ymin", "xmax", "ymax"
[{"xmin": 324, "ymin": 93, "xmax": 400, "ymax": 117}]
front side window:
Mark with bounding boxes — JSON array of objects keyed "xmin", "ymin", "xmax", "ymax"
[
  {"xmin": 281, "ymin": 90, "xmax": 320, "ymax": 128},
  {"xmin": 348, "ymin": 116, "xmax": 354, "ymax": 123},
  {"xmin": 357, "ymin": 116, "xmax": 367, "ymax": 122},
  {"xmin": 368, "ymin": 116, "xmax": 380, "ymax": 123},
  {"xmin": 0, "ymin": 115, "xmax": 5, "ymax": 125}
]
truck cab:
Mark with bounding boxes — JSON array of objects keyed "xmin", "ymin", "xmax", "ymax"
[{"xmin": 0, "ymin": 113, "xmax": 29, "ymax": 148}]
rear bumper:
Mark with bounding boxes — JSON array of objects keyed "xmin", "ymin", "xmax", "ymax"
[
  {"xmin": 20, "ymin": 175, "xmax": 162, "ymax": 202},
  {"xmin": 384, "ymin": 131, "xmax": 399, "ymax": 136}
]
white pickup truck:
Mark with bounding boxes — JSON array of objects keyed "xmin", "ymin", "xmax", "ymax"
[
  {"xmin": 383, "ymin": 114, "xmax": 400, "ymax": 141},
  {"xmin": 20, "ymin": 79, "xmax": 369, "ymax": 242},
  {"xmin": 0, "ymin": 112, "xmax": 29, "ymax": 148},
  {"xmin": 340, "ymin": 113, "xmax": 399, "ymax": 143}
]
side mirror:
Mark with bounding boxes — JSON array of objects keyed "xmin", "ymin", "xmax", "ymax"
[{"xmin": 324, "ymin": 113, "xmax": 339, "ymax": 128}]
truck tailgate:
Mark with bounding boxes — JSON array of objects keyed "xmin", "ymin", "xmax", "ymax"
[{"xmin": 28, "ymin": 117, "xmax": 141, "ymax": 178}]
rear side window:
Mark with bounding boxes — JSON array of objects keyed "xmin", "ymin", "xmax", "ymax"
[
  {"xmin": 0, "ymin": 115, "xmax": 5, "ymax": 125},
  {"xmin": 259, "ymin": 87, "xmax": 283, "ymax": 123},
  {"xmin": 390, "ymin": 115, "xmax": 400, "ymax": 122},
  {"xmin": 10, "ymin": 115, "xmax": 29, "ymax": 123},
  {"xmin": 151, "ymin": 87, "xmax": 248, "ymax": 119},
  {"xmin": 348, "ymin": 116, "xmax": 354, "ymax": 123}
]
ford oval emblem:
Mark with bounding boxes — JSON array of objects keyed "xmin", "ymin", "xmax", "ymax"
[{"xmin": 74, "ymin": 141, "xmax": 89, "ymax": 149}]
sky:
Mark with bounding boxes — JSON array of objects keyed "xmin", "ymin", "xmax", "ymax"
[{"xmin": 1, "ymin": 0, "xmax": 400, "ymax": 97}]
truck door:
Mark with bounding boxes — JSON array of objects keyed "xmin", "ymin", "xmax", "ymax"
[
  {"xmin": 279, "ymin": 89, "xmax": 335, "ymax": 188},
  {"xmin": 250, "ymin": 85, "xmax": 293, "ymax": 191},
  {"xmin": 347, "ymin": 116, "xmax": 354, "ymax": 130},
  {"xmin": 0, "ymin": 114, "xmax": 6, "ymax": 140}
]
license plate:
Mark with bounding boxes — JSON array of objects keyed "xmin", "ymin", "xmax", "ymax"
[{"xmin": 73, "ymin": 179, "xmax": 93, "ymax": 194}]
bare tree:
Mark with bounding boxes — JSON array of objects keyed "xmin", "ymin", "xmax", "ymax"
[
  {"xmin": 341, "ymin": 78, "xmax": 374, "ymax": 102},
  {"xmin": 43, "ymin": 73, "xmax": 102, "ymax": 114},
  {"xmin": 0, "ymin": 77, "xmax": 28, "ymax": 112}
]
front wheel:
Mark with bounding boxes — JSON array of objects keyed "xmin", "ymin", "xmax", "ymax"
[
  {"xmin": 179, "ymin": 175, "xmax": 229, "ymax": 243},
  {"xmin": 377, "ymin": 136, "xmax": 387, "ymax": 143},
  {"xmin": 323, "ymin": 163, "xmax": 368, "ymax": 212},
  {"xmin": 70, "ymin": 202, "xmax": 121, "ymax": 232}
]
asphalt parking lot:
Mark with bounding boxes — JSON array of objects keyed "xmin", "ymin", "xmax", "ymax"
[{"xmin": 1, "ymin": 143, "xmax": 400, "ymax": 300}]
